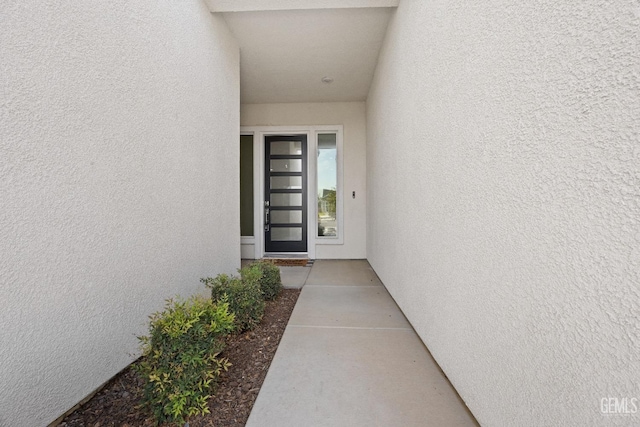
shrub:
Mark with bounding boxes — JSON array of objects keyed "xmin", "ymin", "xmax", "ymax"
[
  {"xmin": 136, "ymin": 295, "xmax": 235, "ymax": 425},
  {"xmin": 245, "ymin": 260, "xmax": 282, "ymax": 300},
  {"xmin": 201, "ymin": 273, "xmax": 265, "ymax": 332}
]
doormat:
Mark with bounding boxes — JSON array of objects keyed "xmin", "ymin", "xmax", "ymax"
[{"xmin": 262, "ymin": 258, "xmax": 311, "ymax": 267}]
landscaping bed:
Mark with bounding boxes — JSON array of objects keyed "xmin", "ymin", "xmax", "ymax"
[{"xmin": 60, "ymin": 288, "xmax": 300, "ymax": 427}]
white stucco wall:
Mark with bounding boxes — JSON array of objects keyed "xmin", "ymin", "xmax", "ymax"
[
  {"xmin": 241, "ymin": 102, "xmax": 367, "ymax": 259},
  {"xmin": 367, "ymin": 1, "xmax": 639, "ymax": 426},
  {"xmin": 0, "ymin": 2, "xmax": 239, "ymax": 426}
]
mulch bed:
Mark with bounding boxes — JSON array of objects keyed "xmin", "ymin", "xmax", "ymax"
[
  {"xmin": 262, "ymin": 258, "xmax": 310, "ymax": 267},
  {"xmin": 59, "ymin": 289, "xmax": 301, "ymax": 427}
]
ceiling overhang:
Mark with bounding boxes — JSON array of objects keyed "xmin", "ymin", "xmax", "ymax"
[
  {"xmin": 207, "ymin": 1, "xmax": 397, "ymax": 104},
  {"xmin": 206, "ymin": 0, "xmax": 399, "ymax": 13}
]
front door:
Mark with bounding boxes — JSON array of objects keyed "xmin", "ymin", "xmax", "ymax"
[{"xmin": 264, "ymin": 135, "xmax": 307, "ymax": 253}]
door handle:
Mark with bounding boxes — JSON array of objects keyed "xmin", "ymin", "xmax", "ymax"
[{"xmin": 265, "ymin": 207, "xmax": 270, "ymax": 225}]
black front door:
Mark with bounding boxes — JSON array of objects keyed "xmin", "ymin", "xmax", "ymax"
[{"xmin": 264, "ymin": 135, "xmax": 307, "ymax": 253}]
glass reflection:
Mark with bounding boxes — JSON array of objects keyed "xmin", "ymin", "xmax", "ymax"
[
  {"xmin": 271, "ymin": 227, "xmax": 302, "ymax": 241},
  {"xmin": 271, "ymin": 210, "xmax": 303, "ymax": 224},
  {"xmin": 271, "ymin": 140, "xmax": 302, "ymax": 155},
  {"xmin": 317, "ymin": 134, "xmax": 337, "ymax": 237},
  {"xmin": 270, "ymin": 176, "xmax": 302, "ymax": 190},
  {"xmin": 271, "ymin": 193, "xmax": 302, "ymax": 207},
  {"xmin": 270, "ymin": 159, "xmax": 302, "ymax": 172}
]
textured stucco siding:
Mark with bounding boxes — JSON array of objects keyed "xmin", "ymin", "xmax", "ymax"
[
  {"xmin": 0, "ymin": 2, "xmax": 239, "ymax": 426},
  {"xmin": 366, "ymin": 1, "xmax": 639, "ymax": 426}
]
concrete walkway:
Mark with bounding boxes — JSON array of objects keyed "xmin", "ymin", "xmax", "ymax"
[{"xmin": 246, "ymin": 260, "xmax": 478, "ymax": 427}]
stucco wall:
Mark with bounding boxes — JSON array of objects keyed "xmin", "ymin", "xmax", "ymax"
[
  {"xmin": 0, "ymin": 2, "xmax": 239, "ymax": 426},
  {"xmin": 241, "ymin": 102, "xmax": 367, "ymax": 259},
  {"xmin": 367, "ymin": 1, "xmax": 639, "ymax": 426}
]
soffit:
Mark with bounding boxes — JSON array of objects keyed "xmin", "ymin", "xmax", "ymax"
[
  {"xmin": 219, "ymin": 7, "xmax": 395, "ymax": 104},
  {"xmin": 206, "ymin": 0, "xmax": 399, "ymax": 13}
]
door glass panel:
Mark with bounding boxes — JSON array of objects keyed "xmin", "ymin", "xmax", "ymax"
[
  {"xmin": 270, "ymin": 176, "xmax": 302, "ymax": 189},
  {"xmin": 270, "ymin": 140, "xmax": 302, "ymax": 155},
  {"xmin": 271, "ymin": 210, "xmax": 302, "ymax": 224},
  {"xmin": 270, "ymin": 159, "xmax": 302, "ymax": 172},
  {"xmin": 317, "ymin": 133, "xmax": 337, "ymax": 237},
  {"xmin": 271, "ymin": 193, "xmax": 302, "ymax": 207},
  {"xmin": 271, "ymin": 227, "xmax": 302, "ymax": 241}
]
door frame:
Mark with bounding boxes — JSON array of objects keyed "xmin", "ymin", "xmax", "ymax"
[{"xmin": 241, "ymin": 125, "xmax": 344, "ymax": 260}]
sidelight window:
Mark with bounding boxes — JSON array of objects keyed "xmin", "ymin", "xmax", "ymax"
[{"xmin": 317, "ymin": 133, "xmax": 338, "ymax": 238}]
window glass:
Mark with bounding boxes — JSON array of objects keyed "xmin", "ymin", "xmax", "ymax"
[
  {"xmin": 240, "ymin": 135, "xmax": 253, "ymax": 236},
  {"xmin": 270, "ymin": 176, "xmax": 302, "ymax": 190},
  {"xmin": 270, "ymin": 159, "xmax": 302, "ymax": 172},
  {"xmin": 271, "ymin": 193, "xmax": 302, "ymax": 207},
  {"xmin": 271, "ymin": 210, "xmax": 303, "ymax": 224},
  {"xmin": 271, "ymin": 227, "xmax": 303, "ymax": 241},
  {"xmin": 270, "ymin": 140, "xmax": 302, "ymax": 155},
  {"xmin": 317, "ymin": 134, "xmax": 337, "ymax": 237}
]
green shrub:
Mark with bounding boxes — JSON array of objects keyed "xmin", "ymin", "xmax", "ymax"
[
  {"xmin": 201, "ymin": 273, "xmax": 265, "ymax": 332},
  {"xmin": 136, "ymin": 295, "xmax": 235, "ymax": 425},
  {"xmin": 238, "ymin": 264, "xmax": 262, "ymax": 289},
  {"xmin": 245, "ymin": 260, "xmax": 282, "ymax": 300}
]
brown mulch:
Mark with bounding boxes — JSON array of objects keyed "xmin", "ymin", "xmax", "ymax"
[
  {"xmin": 262, "ymin": 258, "xmax": 310, "ymax": 267},
  {"xmin": 59, "ymin": 289, "xmax": 301, "ymax": 427}
]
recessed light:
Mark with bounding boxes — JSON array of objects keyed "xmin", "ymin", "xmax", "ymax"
[{"xmin": 321, "ymin": 76, "xmax": 334, "ymax": 84}]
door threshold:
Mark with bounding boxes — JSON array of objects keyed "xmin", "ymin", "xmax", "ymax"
[{"xmin": 263, "ymin": 253, "xmax": 309, "ymax": 259}]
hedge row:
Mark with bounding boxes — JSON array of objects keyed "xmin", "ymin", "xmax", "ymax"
[{"xmin": 136, "ymin": 260, "xmax": 283, "ymax": 424}]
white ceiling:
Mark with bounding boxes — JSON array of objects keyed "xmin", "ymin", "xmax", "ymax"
[{"xmin": 218, "ymin": 6, "xmax": 396, "ymax": 104}]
